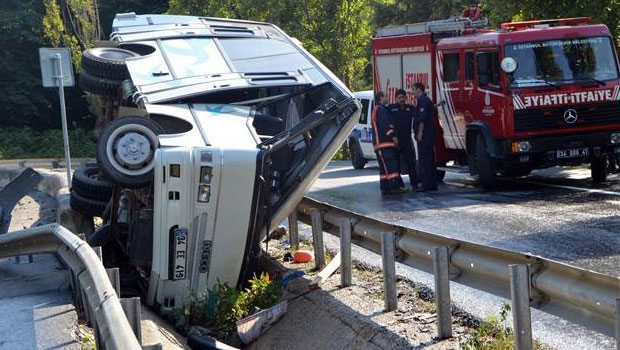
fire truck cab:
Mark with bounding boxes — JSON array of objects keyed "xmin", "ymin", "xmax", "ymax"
[{"xmin": 373, "ymin": 16, "xmax": 620, "ymax": 187}]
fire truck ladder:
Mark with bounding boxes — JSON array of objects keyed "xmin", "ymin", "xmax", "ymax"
[{"xmin": 376, "ymin": 17, "xmax": 488, "ymax": 38}]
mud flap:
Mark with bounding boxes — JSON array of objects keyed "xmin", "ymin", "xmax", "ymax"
[{"xmin": 0, "ymin": 168, "xmax": 43, "ymax": 234}]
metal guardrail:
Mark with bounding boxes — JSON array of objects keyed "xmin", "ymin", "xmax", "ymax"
[
  {"xmin": 0, "ymin": 158, "xmax": 95, "ymax": 169},
  {"xmin": 0, "ymin": 224, "xmax": 142, "ymax": 349},
  {"xmin": 297, "ymin": 196, "xmax": 620, "ymax": 338}
]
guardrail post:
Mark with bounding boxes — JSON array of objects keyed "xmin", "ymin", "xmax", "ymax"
[
  {"xmin": 615, "ymin": 298, "xmax": 619, "ymax": 350},
  {"xmin": 289, "ymin": 210, "xmax": 299, "ymax": 249},
  {"xmin": 310, "ymin": 208, "xmax": 325, "ymax": 268},
  {"xmin": 121, "ymin": 297, "xmax": 143, "ymax": 345},
  {"xmin": 340, "ymin": 218, "xmax": 352, "ymax": 287},
  {"xmin": 106, "ymin": 268, "xmax": 121, "ymax": 296},
  {"xmin": 510, "ymin": 264, "xmax": 533, "ymax": 350},
  {"xmin": 381, "ymin": 231, "xmax": 397, "ymax": 311},
  {"xmin": 93, "ymin": 246, "xmax": 103, "ymax": 262},
  {"xmin": 433, "ymin": 246, "xmax": 452, "ymax": 339}
]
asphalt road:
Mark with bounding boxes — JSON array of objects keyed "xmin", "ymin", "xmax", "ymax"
[{"xmin": 308, "ymin": 161, "xmax": 620, "ymax": 278}]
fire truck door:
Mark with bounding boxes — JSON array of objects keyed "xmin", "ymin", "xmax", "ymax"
[
  {"xmin": 436, "ymin": 50, "xmax": 466, "ymax": 150},
  {"xmin": 472, "ymin": 50, "xmax": 502, "ymax": 132}
]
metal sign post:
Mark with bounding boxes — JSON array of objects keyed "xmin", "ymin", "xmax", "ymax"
[{"xmin": 39, "ymin": 48, "xmax": 75, "ymax": 186}]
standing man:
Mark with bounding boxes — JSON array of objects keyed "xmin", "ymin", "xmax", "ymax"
[
  {"xmin": 372, "ymin": 91, "xmax": 407, "ymax": 195},
  {"xmin": 413, "ymin": 82, "xmax": 438, "ymax": 191},
  {"xmin": 389, "ymin": 89, "xmax": 419, "ymax": 189}
]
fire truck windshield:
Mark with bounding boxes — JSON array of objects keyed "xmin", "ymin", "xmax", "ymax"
[{"xmin": 505, "ymin": 36, "xmax": 619, "ymax": 88}]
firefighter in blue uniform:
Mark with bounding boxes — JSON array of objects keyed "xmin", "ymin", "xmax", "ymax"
[
  {"xmin": 413, "ymin": 82, "xmax": 438, "ymax": 191},
  {"xmin": 389, "ymin": 89, "xmax": 419, "ymax": 189},
  {"xmin": 372, "ymin": 92, "xmax": 407, "ymax": 195}
]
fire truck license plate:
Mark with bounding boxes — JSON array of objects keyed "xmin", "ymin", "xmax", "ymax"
[
  {"xmin": 556, "ymin": 148, "xmax": 589, "ymax": 159},
  {"xmin": 172, "ymin": 229, "xmax": 188, "ymax": 280}
]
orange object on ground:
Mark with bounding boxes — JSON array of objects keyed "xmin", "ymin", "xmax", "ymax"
[{"xmin": 293, "ymin": 250, "xmax": 314, "ymax": 263}]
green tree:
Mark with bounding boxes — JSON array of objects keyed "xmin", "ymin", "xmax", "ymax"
[
  {"xmin": 0, "ymin": 0, "xmax": 90, "ymax": 129},
  {"xmin": 299, "ymin": 0, "xmax": 373, "ymax": 89},
  {"xmin": 479, "ymin": 0, "xmax": 620, "ymax": 37},
  {"xmin": 98, "ymin": 0, "xmax": 169, "ymax": 36},
  {"xmin": 167, "ymin": 0, "xmax": 373, "ymax": 89}
]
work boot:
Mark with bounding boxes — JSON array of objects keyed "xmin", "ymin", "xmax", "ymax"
[{"xmin": 392, "ymin": 186, "xmax": 408, "ymax": 194}]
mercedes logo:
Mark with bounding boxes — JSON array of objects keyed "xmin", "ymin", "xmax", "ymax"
[{"xmin": 563, "ymin": 109, "xmax": 578, "ymax": 124}]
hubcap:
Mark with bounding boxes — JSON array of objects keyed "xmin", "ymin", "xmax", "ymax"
[{"xmin": 115, "ymin": 132, "xmax": 151, "ymax": 167}]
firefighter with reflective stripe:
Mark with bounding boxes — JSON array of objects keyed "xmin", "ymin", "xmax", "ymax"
[
  {"xmin": 388, "ymin": 89, "xmax": 419, "ymax": 188},
  {"xmin": 413, "ymin": 82, "xmax": 438, "ymax": 191},
  {"xmin": 372, "ymin": 91, "xmax": 407, "ymax": 195}
]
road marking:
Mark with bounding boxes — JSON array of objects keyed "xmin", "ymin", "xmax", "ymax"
[{"xmin": 522, "ymin": 180, "xmax": 620, "ymax": 197}]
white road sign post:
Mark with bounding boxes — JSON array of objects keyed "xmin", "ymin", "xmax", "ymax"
[{"xmin": 39, "ymin": 48, "xmax": 75, "ymax": 185}]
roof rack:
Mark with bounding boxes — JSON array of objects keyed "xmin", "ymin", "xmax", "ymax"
[{"xmin": 376, "ymin": 17, "xmax": 489, "ymax": 38}]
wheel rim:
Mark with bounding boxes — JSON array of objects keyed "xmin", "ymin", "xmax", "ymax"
[
  {"xmin": 91, "ymin": 47, "xmax": 137, "ymax": 62},
  {"xmin": 106, "ymin": 123, "xmax": 158, "ymax": 177}
]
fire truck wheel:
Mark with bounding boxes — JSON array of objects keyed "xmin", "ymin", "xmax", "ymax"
[
  {"xmin": 70, "ymin": 190, "xmax": 107, "ymax": 217},
  {"xmin": 97, "ymin": 116, "xmax": 163, "ymax": 188},
  {"xmin": 79, "ymin": 71, "xmax": 122, "ymax": 98},
  {"xmin": 81, "ymin": 47, "xmax": 140, "ymax": 80},
  {"xmin": 349, "ymin": 140, "xmax": 366, "ymax": 169},
  {"xmin": 473, "ymin": 134, "xmax": 497, "ymax": 189},
  {"xmin": 591, "ymin": 156, "xmax": 608, "ymax": 183},
  {"xmin": 71, "ymin": 164, "xmax": 114, "ymax": 201}
]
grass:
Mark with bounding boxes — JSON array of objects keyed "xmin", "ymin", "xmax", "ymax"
[
  {"xmin": 461, "ymin": 303, "xmax": 548, "ymax": 350},
  {"xmin": 176, "ymin": 273, "xmax": 282, "ymax": 340},
  {"xmin": 76, "ymin": 324, "xmax": 96, "ymax": 350},
  {"xmin": 0, "ymin": 127, "xmax": 95, "ymax": 159}
]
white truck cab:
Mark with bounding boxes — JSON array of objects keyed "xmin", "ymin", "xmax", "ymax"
[
  {"xmin": 348, "ymin": 91, "xmax": 376, "ymax": 169},
  {"xmin": 72, "ymin": 13, "xmax": 361, "ymax": 313}
]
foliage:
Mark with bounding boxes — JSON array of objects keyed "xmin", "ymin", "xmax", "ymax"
[
  {"xmin": 333, "ymin": 143, "xmax": 350, "ymax": 161},
  {"xmin": 185, "ymin": 273, "xmax": 281, "ymax": 337},
  {"xmin": 0, "ymin": 128, "xmax": 96, "ymax": 159},
  {"xmin": 461, "ymin": 303, "xmax": 513, "ymax": 350},
  {"xmin": 167, "ymin": 0, "xmax": 374, "ymax": 90},
  {"xmin": 76, "ymin": 324, "xmax": 96, "ymax": 350},
  {"xmin": 479, "ymin": 0, "xmax": 620, "ymax": 37},
  {"xmin": 98, "ymin": 0, "xmax": 169, "ymax": 36},
  {"xmin": 42, "ymin": 0, "xmax": 83, "ymax": 67}
]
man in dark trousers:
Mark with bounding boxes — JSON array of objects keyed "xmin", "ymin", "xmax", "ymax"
[
  {"xmin": 372, "ymin": 91, "xmax": 407, "ymax": 195},
  {"xmin": 389, "ymin": 89, "xmax": 419, "ymax": 189},
  {"xmin": 413, "ymin": 82, "xmax": 438, "ymax": 191}
]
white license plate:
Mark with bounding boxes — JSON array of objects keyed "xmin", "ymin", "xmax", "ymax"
[
  {"xmin": 556, "ymin": 148, "xmax": 589, "ymax": 159},
  {"xmin": 172, "ymin": 229, "xmax": 187, "ymax": 280}
]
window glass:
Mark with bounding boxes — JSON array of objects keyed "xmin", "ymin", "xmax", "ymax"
[
  {"xmin": 505, "ymin": 37, "xmax": 619, "ymax": 87},
  {"xmin": 359, "ymin": 99, "xmax": 369, "ymax": 124},
  {"xmin": 465, "ymin": 52, "xmax": 475, "ymax": 81},
  {"xmin": 443, "ymin": 53, "xmax": 460, "ymax": 82},
  {"xmin": 477, "ymin": 51, "xmax": 500, "ymax": 86},
  {"xmin": 219, "ymin": 38, "xmax": 314, "ymax": 72},
  {"xmin": 160, "ymin": 38, "xmax": 230, "ymax": 78}
]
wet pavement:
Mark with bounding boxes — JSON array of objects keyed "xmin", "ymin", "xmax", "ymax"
[{"xmin": 308, "ymin": 161, "xmax": 620, "ymax": 277}]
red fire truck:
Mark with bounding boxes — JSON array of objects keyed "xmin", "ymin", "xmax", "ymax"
[{"xmin": 373, "ymin": 16, "xmax": 620, "ymax": 187}]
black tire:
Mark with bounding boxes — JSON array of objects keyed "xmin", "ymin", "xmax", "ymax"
[
  {"xmin": 349, "ymin": 139, "xmax": 366, "ymax": 169},
  {"xmin": 97, "ymin": 116, "xmax": 163, "ymax": 188},
  {"xmin": 70, "ymin": 190, "xmax": 107, "ymax": 217},
  {"xmin": 79, "ymin": 71, "xmax": 122, "ymax": 97},
  {"xmin": 591, "ymin": 156, "xmax": 608, "ymax": 183},
  {"xmin": 72, "ymin": 164, "xmax": 114, "ymax": 201},
  {"xmin": 473, "ymin": 134, "xmax": 497, "ymax": 189},
  {"xmin": 501, "ymin": 167, "xmax": 531, "ymax": 178},
  {"xmin": 81, "ymin": 47, "xmax": 140, "ymax": 80},
  {"xmin": 436, "ymin": 170, "xmax": 446, "ymax": 182}
]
